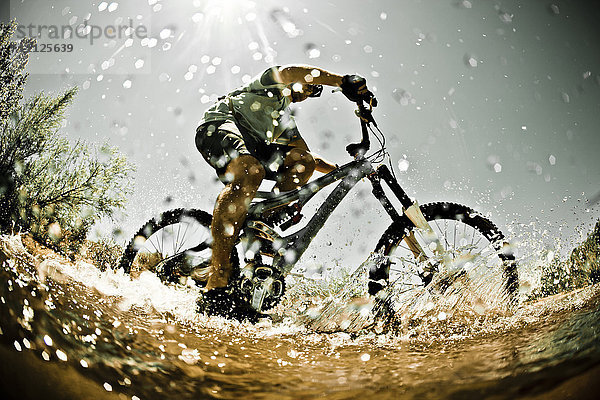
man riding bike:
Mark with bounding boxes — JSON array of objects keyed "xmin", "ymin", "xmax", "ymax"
[{"xmin": 195, "ymin": 64, "xmax": 374, "ymax": 292}]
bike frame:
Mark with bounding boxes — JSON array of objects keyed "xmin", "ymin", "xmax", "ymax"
[
  {"xmin": 234, "ymin": 102, "xmax": 455, "ymax": 311},
  {"xmin": 242, "ymin": 156, "xmax": 415, "ymax": 275}
]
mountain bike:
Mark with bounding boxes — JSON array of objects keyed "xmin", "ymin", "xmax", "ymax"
[{"xmin": 117, "ymin": 102, "xmax": 519, "ymax": 318}]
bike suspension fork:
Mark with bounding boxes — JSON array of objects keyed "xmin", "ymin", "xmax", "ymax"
[
  {"xmin": 369, "ymin": 165, "xmax": 427, "ymax": 259},
  {"xmin": 368, "ymin": 164, "xmax": 412, "ymax": 223},
  {"xmin": 370, "ymin": 165, "xmax": 449, "ymax": 269}
]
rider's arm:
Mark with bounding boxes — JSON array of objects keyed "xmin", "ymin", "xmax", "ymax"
[
  {"xmin": 288, "ymin": 138, "xmax": 337, "ymax": 174},
  {"xmin": 273, "ymin": 65, "xmax": 344, "ymax": 87}
]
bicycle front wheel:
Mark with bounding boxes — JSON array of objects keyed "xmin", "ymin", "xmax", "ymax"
[
  {"xmin": 372, "ymin": 202, "xmax": 518, "ymax": 306},
  {"xmin": 117, "ymin": 208, "xmax": 239, "ymax": 287}
]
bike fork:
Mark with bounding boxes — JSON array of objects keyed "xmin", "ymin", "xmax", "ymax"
[{"xmin": 370, "ymin": 165, "xmax": 453, "ymax": 273}]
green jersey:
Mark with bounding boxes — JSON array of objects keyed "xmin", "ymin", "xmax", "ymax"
[{"xmin": 198, "ymin": 66, "xmax": 301, "ymax": 145}]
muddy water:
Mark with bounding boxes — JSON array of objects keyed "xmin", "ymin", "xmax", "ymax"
[{"xmin": 1, "ymin": 235, "xmax": 599, "ymax": 400}]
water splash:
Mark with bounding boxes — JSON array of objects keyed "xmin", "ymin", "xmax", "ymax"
[{"xmin": 2, "ymin": 231, "xmax": 600, "ymax": 398}]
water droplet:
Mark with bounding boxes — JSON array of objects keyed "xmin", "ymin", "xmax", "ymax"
[
  {"xmin": 284, "ymin": 249, "xmax": 297, "ymax": 263},
  {"xmin": 361, "ymin": 353, "xmax": 371, "ymax": 361},
  {"xmin": 380, "ymin": 12, "xmax": 387, "ymax": 20},
  {"xmin": 56, "ymin": 349, "xmax": 68, "ymax": 361},
  {"xmin": 271, "ymin": 8, "xmax": 301, "ymax": 38},
  {"xmin": 223, "ymin": 223, "xmax": 235, "ymax": 237},
  {"xmin": 398, "ymin": 158, "xmax": 410, "ymax": 172},
  {"xmin": 473, "ymin": 300, "xmax": 486, "ymax": 315},
  {"xmin": 304, "ymin": 43, "xmax": 320, "ymax": 59},
  {"xmin": 192, "ymin": 13, "xmax": 204, "ymax": 23},
  {"xmin": 464, "ymin": 54, "xmax": 478, "ymax": 67},
  {"xmin": 498, "ymin": 11, "xmax": 513, "ymax": 23},
  {"xmin": 160, "ymin": 28, "xmax": 171, "ymax": 39},
  {"xmin": 392, "ymin": 88, "xmax": 412, "ymax": 106}
]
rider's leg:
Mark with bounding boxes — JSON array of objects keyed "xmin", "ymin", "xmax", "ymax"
[
  {"xmin": 275, "ymin": 148, "xmax": 316, "ymax": 192},
  {"xmin": 205, "ymin": 155, "xmax": 265, "ymax": 291}
]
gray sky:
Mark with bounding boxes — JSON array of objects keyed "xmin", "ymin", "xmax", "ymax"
[{"xmin": 5, "ymin": 0, "xmax": 600, "ymax": 265}]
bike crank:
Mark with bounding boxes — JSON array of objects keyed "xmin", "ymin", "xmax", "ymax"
[{"xmin": 239, "ymin": 263, "xmax": 286, "ymax": 312}]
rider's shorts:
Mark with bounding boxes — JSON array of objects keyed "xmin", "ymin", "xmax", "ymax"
[{"xmin": 195, "ymin": 121, "xmax": 291, "ymax": 183}]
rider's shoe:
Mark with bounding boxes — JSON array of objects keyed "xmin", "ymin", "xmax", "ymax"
[{"xmin": 197, "ymin": 286, "xmax": 260, "ymax": 322}]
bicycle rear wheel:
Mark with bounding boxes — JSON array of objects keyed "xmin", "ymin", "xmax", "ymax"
[
  {"xmin": 372, "ymin": 202, "xmax": 518, "ymax": 306},
  {"xmin": 117, "ymin": 209, "xmax": 239, "ymax": 287}
]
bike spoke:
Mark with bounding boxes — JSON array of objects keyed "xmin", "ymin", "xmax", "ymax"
[
  {"xmin": 175, "ymin": 223, "xmax": 186, "ymax": 254},
  {"xmin": 147, "ymin": 236, "xmax": 160, "ymax": 254},
  {"xmin": 453, "ymin": 222, "xmax": 457, "ymax": 250},
  {"xmin": 434, "ymin": 220, "xmax": 450, "ymax": 249},
  {"xmin": 174, "ymin": 223, "xmax": 182, "ymax": 254},
  {"xmin": 472, "ymin": 234, "xmax": 484, "ymax": 248},
  {"xmin": 159, "ymin": 226, "xmax": 165, "ymax": 255}
]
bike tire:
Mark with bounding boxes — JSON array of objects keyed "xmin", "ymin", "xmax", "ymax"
[
  {"xmin": 117, "ymin": 208, "xmax": 239, "ymax": 288},
  {"xmin": 372, "ymin": 202, "xmax": 518, "ymax": 303}
]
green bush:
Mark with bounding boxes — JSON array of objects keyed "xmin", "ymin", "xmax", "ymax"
[
  {"xmin": 569, "ymin": 220, "xmax": 600, "ymax": 284},
  {"xmin": 79, "ymin": 237, "xmax": 124, "ymax": 271},
  {"xmin": 0, "ymin": 20, "xmax": 134, "ymax": 254},
  {"xmin": 530, "ymin": 220, "xmax": 600, "ymax": 299}
]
